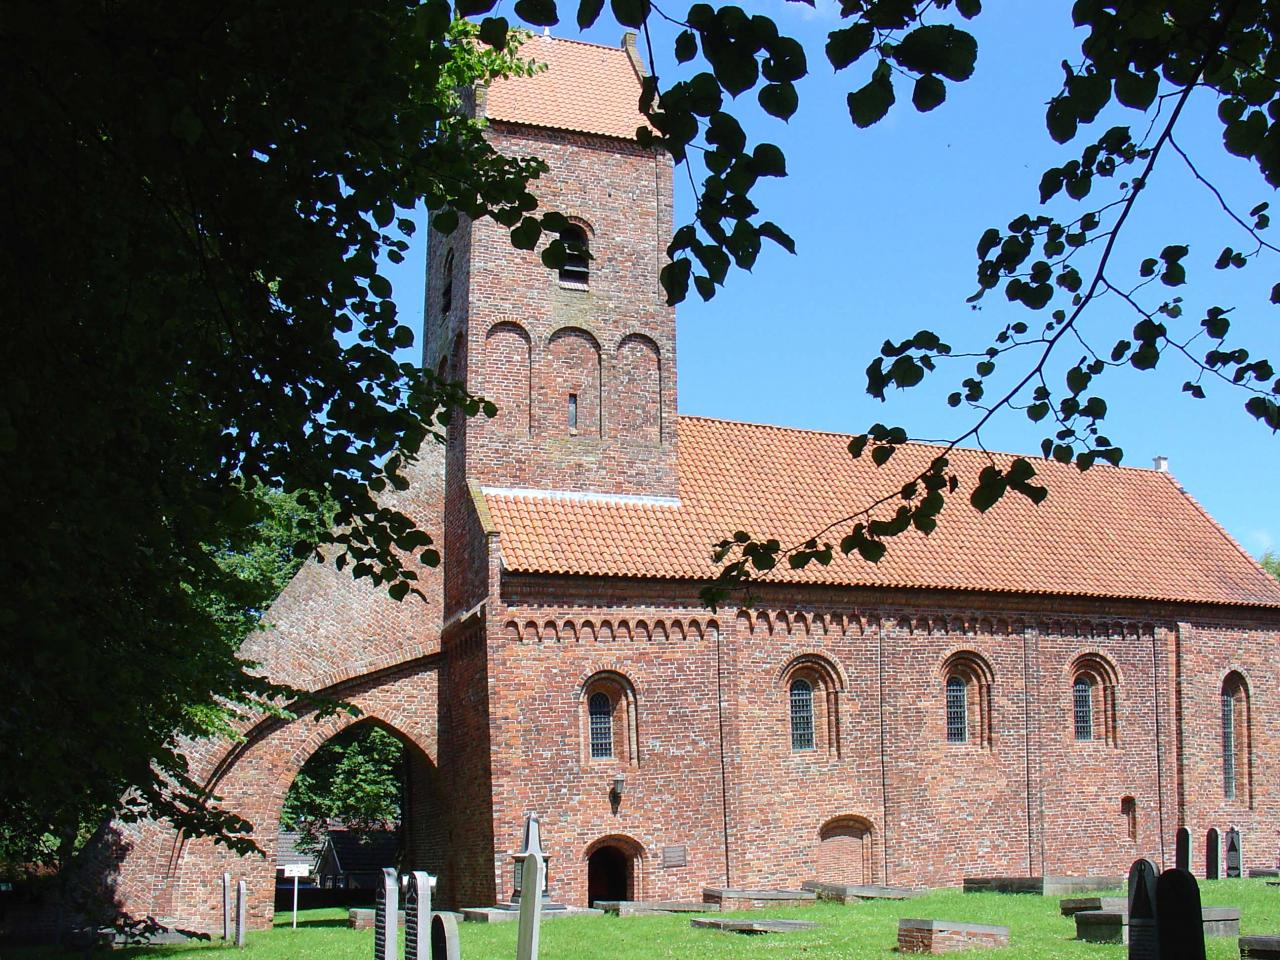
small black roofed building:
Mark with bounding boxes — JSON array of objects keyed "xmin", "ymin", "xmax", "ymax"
[{"xmin": 314, "ymin": 829, "xmax": 399, "ymax": 890}]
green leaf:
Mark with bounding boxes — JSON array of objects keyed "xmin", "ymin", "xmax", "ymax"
[
  {"xmin": 912, "ymin": 75, "xmax": 946, "ymax": 112},
  {"xmin": 757, "ymin": 220, "xmax": 796, "ymax": 254},
  {"xmin": 826, "ymin": 24, "xmax": 873, "ymax": 71},
  {"xmin": 511, "ymin": 216, "xmax": 541, "ymax": 250},
  {"xmin": 752, "ymin": 142, "xmax": 787, "ymax": 176},
  {"xmin": 609, "ymin": 0, "xmax": 648, "ymax": 27},
  {"xmin": 477, "ymin": 16, "xmax": 508, "ymax": 47},
  {"xmin": 1114, "ymin": 69, "xmax": 1158, "ymax": 109},
  {"xmin": 759, "ymin": 82, "xmax": 799, "ymax": 120},
  {"xmin": 892, "ymin": 25, "xmax": 977, "ymax": 82},
  {"xmin": 513, "ymin": 0, "xmax": 558, "ymax": 25},
  {"xmin": 577, "ymin": 0, "xmax": 605, "ymax": 28},
  {"xmin": 847, "ymin": 64, "xmax": 896, "ymax": 128},
  {"xmin": 1046, "ymin": 97, "xmax": 1078, "ymax": 143},
  {"xmin": 674, "ymin": 29, "xmax": 697, "ymax": 63}
]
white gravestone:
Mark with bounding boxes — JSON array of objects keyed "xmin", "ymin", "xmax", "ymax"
[
  {"xmin": 404, "ymin": 870, "xmax": 434, "ymax": 960},
  {"xmin": 235, "ymin": 879, "xmax": 247, "ymax": 948},
  {"xmin": 375, "ymin": 867, "xmax": 399, "ymax": 960},
  {"xmin": 222, "ymin": 872, "xmax": 232, "ymax": 941},
  {"xmin": 515, "ymin": 814, "xmax": 546, "ymax": 960}
]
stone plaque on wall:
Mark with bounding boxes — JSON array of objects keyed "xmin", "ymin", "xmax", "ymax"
[{"xmin": 662, "ymin": 846, "xmax": 687, "ymax": 868}]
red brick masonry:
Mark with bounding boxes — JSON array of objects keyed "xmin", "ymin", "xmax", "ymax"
[{"xmin": 898, "ymin": 918, "xmax": 1010, "ymax": 954}]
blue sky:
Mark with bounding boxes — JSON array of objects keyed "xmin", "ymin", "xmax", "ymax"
[{"xmin": 386, "ymin": 0, "xmax": 1279, "ymax": 558}]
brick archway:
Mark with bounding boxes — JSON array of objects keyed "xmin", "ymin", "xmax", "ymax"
[
  {"xmin": 815, "ymin": 815, "xmax": 876, "ymax": 886},
  {"xmin": 112, "ymin": 663, "xmax": 443, "ymax": 933}
]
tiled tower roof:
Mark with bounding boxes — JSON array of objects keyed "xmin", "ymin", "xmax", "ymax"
[
  {"xmin": 483, "ymin": 34, "xmax": 647, "ymax": 140},
  {"xmin": 481, "ymin": 416, "xmax": 1280, "ymax": 607}
]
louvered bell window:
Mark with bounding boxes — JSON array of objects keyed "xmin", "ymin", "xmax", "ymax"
[
  {"xmin": 790, "ymin": 679, "xmax": 814, "ymax": 751},
  {"xmin": 589, "ymin": 691, "xmax": 614, "ymax": 759}
]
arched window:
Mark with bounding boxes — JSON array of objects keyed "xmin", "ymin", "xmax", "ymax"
[
  {"xmin": 580, "ymin": 672, "xmax": 639, "ymax": 767},
  {"xmin": 779, "ymin": 654, "xmax": 843, "ymax": 756},
  {"xmin": 559, "ymin": 225, "xmax": 590, "ymax": 286},
  {"xmin": 942, "ymin": 651, "xmax": 994, "ymax": 747},
  {"xmin": 1121, "ymin": 796, "xmax": 1137, "ymax": 841},
  {"xmin": 1070, "ymin": 654, "xmax": 1119, "ymax": 746},
  {"xmin": 589, "ymin": 692, "xmax": 613, "ymax": 759},
  {"xmin": 790, "ymin": 679, "xmax": 815, "ymax": 751},
  {"xmin": 946, "ymin": 676, "xmax": 968, "ymax": 743},
  {"xmin": 1074, "ymin": 676, "xmax": 1095, "ymax": 740},
  {"xmin": 1221, "ymin": 672, "xmax": 1250, "ymax": 802}
]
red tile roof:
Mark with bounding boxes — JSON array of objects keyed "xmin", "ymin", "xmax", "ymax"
[
  {"xmin": 484, "ymin": 34, "xmax": 646, "ymax": 140},
  {"xmin": 481, "ymin": 417, "xmax": 1280, "ymax": 608}
]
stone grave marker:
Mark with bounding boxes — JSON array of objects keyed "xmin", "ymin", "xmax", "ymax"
[
  {"xmin": 403, "ymin": 871, "xmax": 433, "ymax": 960},
  {"xmin": 514, "ymin": 814, "xmax": 545, "ymax": 960},
  {"xmin": 1206, "ymin": 829, "xmax": 1221, "ymax": 880},
  {"xmin": 1226, "ymin": 829, "xmax": 1242, "ymax": 878},
  {"xmin": 1128, "ymin": 858, "xmax": 1160, "ymax": 960},
  {"xmin": 432, "ymin": 912, "xmax": 462, "ymax": 960},
  {"xmin": 375, "ymin": 867, "xmax": 398, "ymax": 960},
  {"xmin": 1175, "ymin": 828, "xmax": 1190, "ymax": 872},
  {"xmin": 221, "ymin": 872, "xmax": 231, "ymax": 941},
  {"xmin": 235, "ymin": 879, "xmax": 247, "ymax": 948},
  {"xmin": 1156, "ymin": 868, "xmax": 1205, "ymax": 960}
]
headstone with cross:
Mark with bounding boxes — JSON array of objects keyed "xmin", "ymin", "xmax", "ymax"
[
  {"xmin": 403, "ymin": 871, "xmax": 434, "ymax": 960},
  {"xmin": 235, "ymin": 879, "xmax": 247, "ymax": 948},
  {"xmin": 221, "ymin": 872, "xmax": 232, "ymax": 941},
  {"xmin": 514, "ymin": 814, "xmax": 546, "ymax": 960},
  {"xmin": 1128, "ymin": 858, "xmax": 1160, "ymax": 960},
  {"xmin": 375, "ymin": 867, "xmax": 398, "ymax": 960},
  {"xmin": 1155, "ymin": 868, "xmax": 1205, "ymax": 960}
]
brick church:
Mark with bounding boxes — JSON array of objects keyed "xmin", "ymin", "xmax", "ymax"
[{"xmin": 110, "ymin": 35, "xmax": 1280, "ymax": 930}]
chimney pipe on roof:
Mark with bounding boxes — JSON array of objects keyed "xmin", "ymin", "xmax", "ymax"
[
  {"xmin": 622, "ymin": 31, "xmax": 649, "ymax": 79},
  {"xmin": 1153, "ymin": 455, "xmax": 1170, "ymax": 473}
]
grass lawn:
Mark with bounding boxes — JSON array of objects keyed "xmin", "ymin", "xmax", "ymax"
[{"xmin": 12, "ymin": 880, "xmax": 1277, "ymax": 959}]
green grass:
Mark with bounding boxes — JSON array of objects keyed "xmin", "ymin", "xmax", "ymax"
[{"xmin": 13, "ymin": 880, "xmax": 1277, "ymax": 959}]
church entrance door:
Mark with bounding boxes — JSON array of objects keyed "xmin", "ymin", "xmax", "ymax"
[{"xmin": 587, "ymin": 845, "xmax": 631, "ymax": 905}]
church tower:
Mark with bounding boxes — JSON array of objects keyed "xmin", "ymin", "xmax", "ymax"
[{"xmin": 424, "ymin": 33, "xmax": 677, "ymax": 539}]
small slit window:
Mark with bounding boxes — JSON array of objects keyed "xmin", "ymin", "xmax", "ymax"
[
  {"xmin": 1074, "ymin": 676, "xmax": 1094, "ymax": 741},
  {"xmin": 589, "ymin": 692, "xmax": 614, "ymax": 759},
  {"xmin": 558, "ymin": 225, "xmax": 590, "ymax": 287},
  {"xmin": 441, "ymin": 249, "xmax": 454, "ymax": 317},
  {"xmin": 568, "ymin": 393, "xmax": 578, "ymax": 431},
  {"xmin": 790, "ymin": 679, "xmax": 815, "ymax": 751},
  {"xmin": 946, "ymin": 676, "xmax": 968, "ymax": 743}
]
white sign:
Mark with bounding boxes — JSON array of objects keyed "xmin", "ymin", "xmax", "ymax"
[{"xmin": 282, "ymin": 863, "xmax": 309, "ymax": 878}]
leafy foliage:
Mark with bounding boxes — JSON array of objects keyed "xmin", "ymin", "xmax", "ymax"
[
  {"xmin": 280, "ymin": 726, "xmax": 405, "ymax": 854},
  {"xmin": 1262, "ymin": 550, "xmax": 1280, "ymax": 580}
]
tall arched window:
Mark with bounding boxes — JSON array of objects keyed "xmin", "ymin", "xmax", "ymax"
[
  {"xmin": 942, "ymin": 651, "xmax": 994, "ymax": 747},
  {"xmin": 1070, "ymin": 654, "xmax": 1119, "ymax": 746},
  {"xmin": 946, "ymin": 676, "xmax": 968, "ymax": 743},
  {"xmin": 790, "ymin": 679, "xmax": 815, "ymax": 751},
  {"xmin": 441, "ymin": 248, "xmax": 454, "ymax": 317},
  {"xmin": 1221, "ymin": 672, "xmax": 1250, "ymax": 802},
  {"xmin": 589, "ymin": 692, "xmax": 614, "ymax": 759},
  {"xmin": 1074, "ymin": 676, "xmax": 1095, "ymax": 740},
  {"xmin": 559, "ymin": 225, "xmax": 590, "ymax": 286}
]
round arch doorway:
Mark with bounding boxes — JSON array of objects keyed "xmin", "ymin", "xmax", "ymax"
[{"xmin": 585, "ymin": 837, "xmax": 643, "ymax": 906}]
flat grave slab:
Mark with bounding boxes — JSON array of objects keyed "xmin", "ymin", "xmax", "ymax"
[
  {"xmin": 1074, "ymin": 908, "xmax": 1128, "ymax": 944},
  {"xmin": 350, "ymin": 908, "xmax": 406, "ymax": 930},
  {"xmin": 701, "ymin": 887, "xmax": 817, "ymax": 909},
  {"xmin": 460, "ymin": 906, "xmax": 601, "ymax": 923},
  {"xmin": 1249, "ymin": 869, "xmax": 1280, "ymax": 878},
  {"xmin": 1201, "ymin": 906, "xmax": 1241, "ymax": 938},
  {"xmin": 691, "ymin": 918, "xmax": 818, "ymax": 935},
  {"xmin": 1060, "ymin": 896, "xmax": 1125, "ymax": 916},
  {"xmin": 596, "ymin": 900, "xmax": 713, "ymax": 917},
  {"xmin": 964, "ymin": 875, "xmax": 1122, "ymax": 896},
  {"xmin": 1241, "ymin": 935, "xmax": 1280, "ymax": 959},
  {"xmin": 898, "ymin": 918, "xmax": 1009, "ymax": 954},
  {"xmin": 802, "ymin": 881, "xmax": 921, "ymax": 903}
]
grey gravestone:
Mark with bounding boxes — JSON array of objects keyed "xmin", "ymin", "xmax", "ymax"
[
  {"xmin": 432, "ymin": 912, "xmax": 462, "ymax": 960},
  {"xmin": 404, "ymin": 871, "xmax": 433, "ymax": 960},
  {"xmin": 1206, "ymin": 829, "xmax": 1220, "ymax": 880},
  {"xmin": 375, "ymin": 867, "xmax": 398, "ymax": 960},
  {"xmin": 515, "ymin": 815, "xmax": 545, "ymax": 960},
  {"xmin": 1225, "ymin": 829, "xmax": 1242, "ymax": 878},
  {"xmin": 1156, "ymin": 868, "xmax": 1205, "ymax": 960},
  {"xmin": 1175, "ymin": 829, "xmax": 1190, "ymax": 872},
  {"xmin": 222, "ymin": 872, "xmax": 232, "ymax": 941},
  {"xmin": 1128, "ymin": 858, "xmax": 1160, "ymax": 960},
  {"xmin": 235, "ymin": 879, "xmax": 247, "ymax": 948}
]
